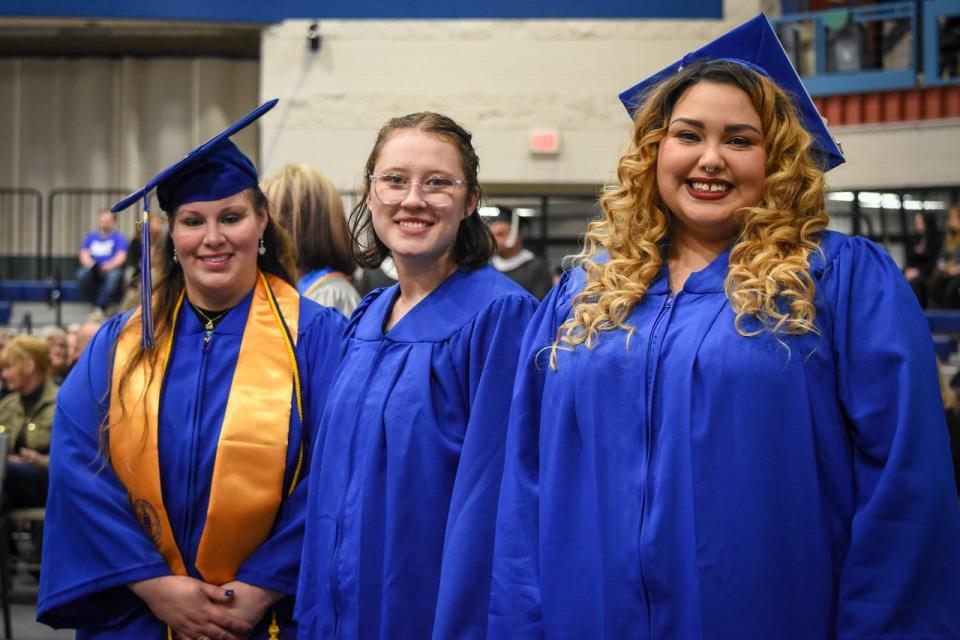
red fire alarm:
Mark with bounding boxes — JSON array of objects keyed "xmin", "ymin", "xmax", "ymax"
[{"xmin": 529, "ymin": 129, "xmax": 561, "ymax": 155}]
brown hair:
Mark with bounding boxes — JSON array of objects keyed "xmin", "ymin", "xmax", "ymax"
[
  {"xmin": 106, "ymin": 186, "xmax": 297, "ymax": 448},
  {"xmin": 549, "ymin": 60, "xmax": 829, "ymax": 368},
  {"xmin": 262, "ymin": 164, "xmax": 356, "ymax": 276},
  {"xmin": 349, "ymin": 112, "xmax": 494, "ymax": 270}
]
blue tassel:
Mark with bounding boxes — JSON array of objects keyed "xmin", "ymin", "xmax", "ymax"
[{"xmin": 140, "ymin": 195, "xmax": 154, "ymax": 349}]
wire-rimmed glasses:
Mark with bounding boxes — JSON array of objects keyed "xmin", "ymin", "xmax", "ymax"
[{"xmin": 369, "ymin": 173, "xmax": 467, "ymax": 206}]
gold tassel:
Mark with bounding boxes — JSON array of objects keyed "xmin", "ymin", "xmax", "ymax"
[{"xmin": 268, "ymin": 610, "xmax": 281, "ymax": 639}]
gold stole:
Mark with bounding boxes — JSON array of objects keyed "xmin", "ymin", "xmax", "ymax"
[{"xmin": 109, "ymin": 271, "xmax": 302, "ymax": 585}]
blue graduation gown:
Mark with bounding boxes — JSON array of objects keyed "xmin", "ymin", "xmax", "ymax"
[
  {"xmin": 38, "ymin": 291, "xmax": 345, "ymax": 639},
  {"xmin": 296, "ymin": 265, "xmax": 538, "ymax": 639},
  {"xmin": 490, "ymin": 231, "xmax": 960, "ymax": 639}
]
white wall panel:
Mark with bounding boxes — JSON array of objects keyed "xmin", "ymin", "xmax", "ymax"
[{"xmin": 0, "ymin": 56, "xmax": 258, "ymax": 256}]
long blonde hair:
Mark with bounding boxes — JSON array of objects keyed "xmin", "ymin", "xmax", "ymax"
[{"xmin": 550, "ymin": 61, "xmax": 829, "ymax": 368}]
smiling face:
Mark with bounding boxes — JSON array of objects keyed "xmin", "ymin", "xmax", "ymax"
[
  {"xmin": 657, "ymin": 81, "xmax": 767, "ymax": 249},
  {"xmin": 47, "ymin": 334, "xmax": 67, "ymax": 371},
  {"xmin": 170, "ymin": 190, "xmax": 267, "ymax": 310},
  {"xmin": 367, "ymin": 129, "xmax": 478, "ymax": 273}
]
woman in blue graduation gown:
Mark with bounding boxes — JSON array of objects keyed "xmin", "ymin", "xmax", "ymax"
[
  {"xmin": 38, "ymin": 102, "xmax": 345, "ymax": 639},
  {"xmin": 296, "ymin": 112, "xmax": 538, "ymax": 639},
  {"xmin": 490, "ymin": 16, "xmax": 960, "ymax": 640}
]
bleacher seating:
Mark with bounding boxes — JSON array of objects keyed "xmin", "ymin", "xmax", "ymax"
[
  {"xmin": 0, "ymin": 280, "xmax": 82, "ymax": 304},
  {"xmin": 0, "ymin": 280, "xmax": 85, "ymax": 328},
  {"xmin": 926, "ymin": 310, "xmax": 960, "ymax": 361}
]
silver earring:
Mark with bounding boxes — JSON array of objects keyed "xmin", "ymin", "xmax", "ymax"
[
  {"xmin": 172, "ymin": 249, "xmax": 178, "ymax": 263},
  {"xmin": 258, "ymin": 236, "xmax": 266, "ymax": 256}
]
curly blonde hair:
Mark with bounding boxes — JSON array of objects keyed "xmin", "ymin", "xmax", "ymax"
[{"xmin": 550, "ymin": 60, "xmax": 829, "ymax": 369}]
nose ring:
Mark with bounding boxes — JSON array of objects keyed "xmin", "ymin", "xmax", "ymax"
[{"xmin": 702, "ymin": 166, "xmax": 720, "ymax": 175}]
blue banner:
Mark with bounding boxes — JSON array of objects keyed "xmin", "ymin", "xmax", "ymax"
[{"xmin": 0, "ymin": 0, "xmax": 722, "ymax": 22}]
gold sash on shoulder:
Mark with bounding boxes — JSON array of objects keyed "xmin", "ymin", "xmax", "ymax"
[{"xmin": 109, "ymin": 271, "xmax": 302, "ymax": 585}]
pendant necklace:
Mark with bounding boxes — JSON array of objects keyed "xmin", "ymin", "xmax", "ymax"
[{"xmin": 190, "ymin": 304, "xmax": 230, "ymax": 345}]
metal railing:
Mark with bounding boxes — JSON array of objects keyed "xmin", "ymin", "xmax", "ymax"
[
  {"xmin": 0, "ymin": 188, "xmax": 43, "ymax": 280},
  {"xmin": 773, "ymin": 0, "xmax": 960, "ymax": 96}
]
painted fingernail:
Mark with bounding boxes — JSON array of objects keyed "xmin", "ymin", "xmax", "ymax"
[{"xmin": 225, "ymin": 589, "xmax": 235, "ymax": 597}]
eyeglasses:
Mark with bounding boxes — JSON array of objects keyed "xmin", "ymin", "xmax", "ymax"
[{"xmin": 369, "ymin": 173, "xmax": 467, "ymax": 206}]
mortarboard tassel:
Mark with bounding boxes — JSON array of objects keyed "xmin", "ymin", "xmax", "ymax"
[
  {"xmin": 506, "ymin": 207, "xmax": 520, "ymax": 250},
  {"xmin": 140, "ymin": 194, "xmax": 155, "ymax": 349}
]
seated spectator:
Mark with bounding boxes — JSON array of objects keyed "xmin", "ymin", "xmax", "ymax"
[
  {"xmin": 904, "ymin": 212, "xmax": 943, "ymax": 307},
  {"xmin": 125, "ymin": 213, "xmax": 165, "ymax": 279},
  {"xmin": 42, "ymin": 326, "xmax": 70, "ymax": 385},
  {"xmin": 0, "ymin": 335, "xmax": 58, "ymax": 511},
  {"xmin": 122, "ymin": 213, "xmax": 165, "ymax": 310},
  {"xmin": 64, "ymin": 324, "xmax": 79, "ymax": 368},
  {"xmin": 72, "ymin": 320, "xmax": 101, "ymax": 363},
  {"xmin": 930, "ymin": 204, "xmax": 960, "ymax": 308},
  {"xmin": 77, "ymin": 209, "xmax": 128, "ymax": 311},
  {"xmin": 487, "ymin": 206, "xmax": 554, "ymax": 299},
  {"xmin": 263, "ymin": 164, "xmax": 361, "ymax": 317},
  {"xmin": 0, "ymin": 328, "xmax": 9, "ymax": 398},
  {"xmin": 60, "ymin": 320, "xmax": 101, "ymax": 382},
  {"xmin": 941, "ymin": 364, "xmax": 960, "ymax": 498}
]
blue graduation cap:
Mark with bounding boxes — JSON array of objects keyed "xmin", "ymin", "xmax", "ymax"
[
  {"xmin": 111, "ymin": 98, "xmax": 279, "ymax": 347},
  {"xmin": 618, "ymin": 14, "xmax": 844, "ymax": 171}
]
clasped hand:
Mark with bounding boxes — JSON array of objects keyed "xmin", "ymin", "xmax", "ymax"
[
  {"xmin": 130, "ymin": 575, "xmax": 281, "ymax": 640},
  {"xmin": 8, "ymin": 448, "xmax": 49, "ymax": 469}
]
